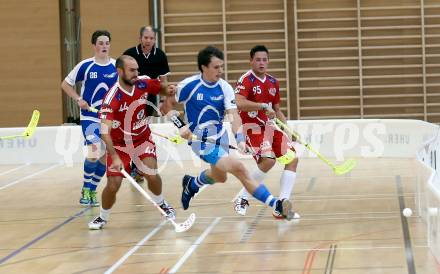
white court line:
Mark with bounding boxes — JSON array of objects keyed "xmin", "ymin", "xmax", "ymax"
[
  {"xmin": 216, "ymin": 244, "xmax": 429, "ymax": 255},
  {"xmin": 169, "ymin": 217, "xmax": 221, "ymax": 274},
  {"xmin": 104, "ymin": 221, "xmax": 166, "ymax": 274},
  {"xmin": 295, "ymin": 197, "xmax": 414, "ymax": 202},
  {"xmin": 208, "ymin": 192, "xmax": 416, "ymax": 202},
  {"xmin": 0, "ymin": 164, "xmax": 60, "ymax": 191},
  {"xmin": 133, "ymin": 252, "xmax": 180, "ymax": 256},
  {"xmin": 0, "ymin": 163, "xmax": 29, "ymax": 177}
]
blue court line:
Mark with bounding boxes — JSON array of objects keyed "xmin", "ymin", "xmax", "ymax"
[{"xmin": 0, "ymin": 207, "xmax": 91, "ymax": 265}]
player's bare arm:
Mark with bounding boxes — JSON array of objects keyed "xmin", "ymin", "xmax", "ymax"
[
  {"xmin": 225, "ymin": 109, "xmax": 247, "ymax": 153},
  {"xmin": 166, "ymin": 110, "xmax": 193, "ymax": 140},
  {"xmin": 225, "ymin": 109, "xmax": 243, "ymax": 135},
  {"xmin": 236, "ymin": 94, "xmax": 266, "ymax": 111},
  {"xmin": 273, "ymin": 103, "xmax": 287, "ymax": 124},
  {"xmin": 61, "ymin": 80, "xmax": 90, "ymax": 110},
  {"xmin": 158, "ymin": 75, "xmax": 175, "ymax": 96},
  {"xmin": 100, "ymin": 118, "xmax": 121, "ymax": 170},
  {"xmin": 160, "ymin": 83, "xmax": 177, "ymax": 115},
  {"xmin": 235, "ymin": 94, "xmax": 275, "ymax": 119}
]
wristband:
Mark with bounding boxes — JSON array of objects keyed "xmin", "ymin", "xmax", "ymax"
[
  {"xmin": 170, "ymin": 115, "xmax": 186, "ymax": 128},
  {"xmin": 260, "ymin": 103, "xmax": 269, "ymax": 110},
  {"xmin": 235, "ymin": 132, "xmax": 245, "ymax": 143}
]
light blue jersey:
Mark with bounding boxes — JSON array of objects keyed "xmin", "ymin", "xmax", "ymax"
[
  {"xmin": 65, "ymin": 57, "xmax": 117, "ymax": 123},
  {"xmin": 176, "ymin": 74, "xmax": 237, "ymax": 164}
]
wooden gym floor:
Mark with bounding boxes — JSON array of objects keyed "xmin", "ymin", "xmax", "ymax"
[{"xmin": 0, "ymin": 158, "xmax": 439, "ymax": 274}]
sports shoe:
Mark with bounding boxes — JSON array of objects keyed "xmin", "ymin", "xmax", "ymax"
[
  {"xmin": 274, "ymin": 199, "xmax": 298, "ymax": 220},
  {"xmin": 130, "ymin": 164, "xmax": 144, "ymax": 184},
  {"xmin": 89, "ymin": 190, "xmax": 100, "ymax": 207},
  {"xmin": 159, "ymin": 200, "xmax": 176, "ymax": 220},
  {"xmin": 234, "ymin": 197, "xmax": 250, "ymax": 216},
  {"xmin": 88, "ymin": 216, "xmax": 107, "ymax": 230},
  {"xmin": 181, "ymin": 175, "xmax": 197, "ymax": 210},
  {"xmin": 133, "ymin": 173, "xmax": 144, "ymax": 184},
  {"xmin": 273, "ymin": 208, "xmax": 301, "ymax": 220},
  {"xmin": 131, "ymin": 163, "xmax": 144, "ymax": 184},
  {"xmin": 272, "ymin": 208, "xmax": 284, "ymax": 219},
  {"xmin": 80, "ymin": 188, "xmax": 91, "ymax": 206}
]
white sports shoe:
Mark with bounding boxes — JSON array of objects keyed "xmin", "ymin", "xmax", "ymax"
[
  {"xmin": 88, "ymin": 216, "xmax": 107, "ymax": 230},
  {"xmin": 159, "ymin": 200, "xmax": 176, "ymax": 220},
  {"xmin": 234, "ymin": 197, "xmax": 250, "ymax": 216}
]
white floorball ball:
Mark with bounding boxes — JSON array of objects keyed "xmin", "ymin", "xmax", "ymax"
[{"xmin": 403, "ymin": 208, "xmax": 413, "ymax": 217}]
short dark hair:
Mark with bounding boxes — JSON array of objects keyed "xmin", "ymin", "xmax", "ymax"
[
  {"xmin": 139, "ymin": 26, "xmax": 156, "ymax": 37},
  {"xmin": 91, "ymin": 30, "xmax": 111, "ymax": 44},
  {"xmin": 197, "ymin": 46, "xmax": 224, "ymax": 72},
  {"xmin": 250, "ymin": 45, "xmax": 269, "ymax": 59},
  {"xmin": 115, "ymin": 55, "xmax": 134, "ymax": 69}
]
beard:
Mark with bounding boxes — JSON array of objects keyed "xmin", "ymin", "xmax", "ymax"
[{"xmin": 121, "ymin": 74, "xmax": 135, "ymax": 86}]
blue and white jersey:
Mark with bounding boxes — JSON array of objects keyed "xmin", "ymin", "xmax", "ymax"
[
  {"xmin": 65, "ymin": 57, "xmax": 117, "ymax": 122},
  {"xmin": 176, "ymin": 74, "xmax": 237, "ymax": 142}
]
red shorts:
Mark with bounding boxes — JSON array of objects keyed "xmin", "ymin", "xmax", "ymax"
[
  {"xmin": 245, "ymin": 124, "xmax": 295, "ymax": 163},
  {"xmin": 106, "ymin": 134, "xmax": 157, "ymax": 177}
]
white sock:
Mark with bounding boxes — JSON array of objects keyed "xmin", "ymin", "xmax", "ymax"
[
  {"xmin": 279, "ymin": 170, "xmax": 296, "ymax": 200},
  {"xmin": 240, "ymin": 168, "xmax": 267, "ymax": 199},
  {"xmin": 100, "ymin": 207, "xmax": 110, "ymax": 221},
  {"xmin": 150, "ymin": 193, "xmax": 164, "ymax": 205}
]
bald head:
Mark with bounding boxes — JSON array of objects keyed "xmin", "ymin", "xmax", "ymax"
[
  {"xmin": 116, "ymin": 55, "xmax": 135, "ymax": 69},
  {"xmin": 116, "ymin": 55, "xmax": 139, "ymax": 86},
  {"xmin": 139, "ymin": 26, "xmax": 156, "ymax": 37}
]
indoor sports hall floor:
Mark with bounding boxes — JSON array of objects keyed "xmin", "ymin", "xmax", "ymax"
[{"xmin": 0, "ymin": 158, "xmax": 439, "ymax": 273}]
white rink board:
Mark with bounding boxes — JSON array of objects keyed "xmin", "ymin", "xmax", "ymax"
[
  {"xmin": 1, "ymin": 118, "xmax": 440, "ymax": 263},
  {"xmin": 0, "ymin": 119, "xmax": 437, "ymax": 165}
]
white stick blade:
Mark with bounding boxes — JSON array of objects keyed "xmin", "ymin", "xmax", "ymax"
[{"xmin": 175, "ymin": 213, "xmax": 196, "ymax": 233}]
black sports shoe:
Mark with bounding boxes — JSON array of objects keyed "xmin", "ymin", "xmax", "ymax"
[
  {"xmin": 274, "ymin": 199, "xmax": 295, "ymax": 220},
  {"xmin": 181, "ymin": 175, "xmax": 196, "ymax": 210},
  {"xmin": 130, "ymin": 163, "xmax": 144, "ymax": 184}
]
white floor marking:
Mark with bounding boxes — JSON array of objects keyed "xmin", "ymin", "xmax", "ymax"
[
  {"xmin": 0, "ymin": 163, "xmax": 29, "ymax": 177},
  {"xmin": 217, "ymin": 245, "xmax": 429, "ymax": 255},
  {"xmin": 104, "ymin": 221, "xmax": 166, "ymax": 274},
  {"xmin": 0, "ymin": 164, "xmax": 60, "ymax": 190},
  {"xmin": 169, "ymin": 217, "xmax": 221, "ymax": 273}
]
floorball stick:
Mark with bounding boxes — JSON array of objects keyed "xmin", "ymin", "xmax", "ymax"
[
  {"xmin": 275, "ymin": 118, "xmax": 356, "ymax": 175},
  {"xmin": 121, "ymin": 169, "xmax": 196, "ymax": 232},
  {"xmin": 0, "ymin": 110, "xmax": 40, "ymax": 140}
]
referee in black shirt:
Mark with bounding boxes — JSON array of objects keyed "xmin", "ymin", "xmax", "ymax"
[
  {"xmin": 123, "ymin": 26, "xmax": 175, "ymax": 183},
  {"xmin": 123, "ymin": 26, "xmax": 173, "ymax": 116}
]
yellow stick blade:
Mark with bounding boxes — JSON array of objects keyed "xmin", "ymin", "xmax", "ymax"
[
  {"xmin": 334, "ymin": 159, "xmax": 357, "ymax": 175},
  {"xmin": 169, "ymin": 135, "xmax": 185, "ymax": 144},
  {"xmin": 276, "ymin": 149, "xmax": 296, "ymax": 165},
  {"xmin": 23, "ymin": 110, "xmax": 40, "ymax": 138}
]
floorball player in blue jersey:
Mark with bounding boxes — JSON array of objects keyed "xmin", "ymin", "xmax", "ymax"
[{"xmin": 61, "ymin": 30, "xmax": 117, "ymax": 207}]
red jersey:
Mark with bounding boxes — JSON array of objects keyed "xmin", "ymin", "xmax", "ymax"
[
  {"xmin": 235, "ymin": 70, "xmax": 280, "ymax": 126},
  {"xmin": 100, "ymin": 76, "xmax": 161, "ymax": 144}
]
